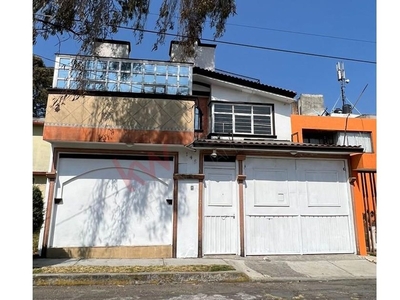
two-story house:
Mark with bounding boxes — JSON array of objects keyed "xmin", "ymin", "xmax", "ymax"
[{"xmin": 38, "ymin": 39, "xmax": 364, "ymax": 259}]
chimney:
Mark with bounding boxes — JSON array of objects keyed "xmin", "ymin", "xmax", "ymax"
[
  {"xmin": 169, "ymin": 40, "xmax": 216, "ymax": 71},
  {"xmin": 297, "ymin": 94, "xmax": 325, "ymax": 116},
  {"xmin": 93, "ymin": 39, "xmax": 131, "ymax": 58}
]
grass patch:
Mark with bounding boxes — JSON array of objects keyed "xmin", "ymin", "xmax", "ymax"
[{"xmin": 33, "ymin": 264, "xmax": 235, "ymax": 274}]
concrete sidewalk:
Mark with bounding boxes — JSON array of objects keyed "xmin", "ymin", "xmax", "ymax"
[{"xmin": 33, "ymin": 254, "xmax": 376, "ymax": 286}]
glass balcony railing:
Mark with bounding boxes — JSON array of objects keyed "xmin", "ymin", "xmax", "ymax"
[{"xmin": 53, "ymin": 55, "xmax": 193, "ymax": 95}]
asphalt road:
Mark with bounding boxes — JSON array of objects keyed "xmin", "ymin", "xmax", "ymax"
[{"xmin": 33, "ymin": 279, "xmax": 376, "ymax": 299}]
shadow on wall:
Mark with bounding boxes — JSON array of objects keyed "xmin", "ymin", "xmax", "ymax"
[
  {"xmin": 51, "ymin": 165, "xmax": 190, "ymax": 255},
  {"xmin": 86, "ymin": 95, "xmax": 195, "ymax": 144}
]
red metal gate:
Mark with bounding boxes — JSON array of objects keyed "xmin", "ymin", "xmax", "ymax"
[{"xmin": 358, "ymin": 170, "xmax": 377, "ymax": 254}]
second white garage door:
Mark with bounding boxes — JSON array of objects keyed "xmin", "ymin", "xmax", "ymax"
[{"xmin": 244, "ymin": 157, "xmax": 355, "ymax": 255}]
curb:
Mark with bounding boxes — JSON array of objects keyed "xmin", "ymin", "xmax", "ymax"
[
  {"xmin": 33, "ymin": 271, "xmax": 250, "ymax": 286},
  {"xmin": 247, "ymin": 276, "xmax": 376, "ymax": 283}
]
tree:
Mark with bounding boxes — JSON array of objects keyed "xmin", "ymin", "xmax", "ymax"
[
  {"xmin": 33, "ymin": 0, "xmax": 237, "ymax": 58},
  {"xmin": 33, "ymin": 55, "xmax": 54, "ymax": 118},
  {"xmin": 33, "ymin": 185, "xmax": 45, "ymax": 233}
]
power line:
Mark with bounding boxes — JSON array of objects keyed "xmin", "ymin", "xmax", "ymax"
[
  {"xmin": 33, "ymin": 24, "xmax": 376, "ymax": 65},
  {"xmin": 223, "ymin": 23, "xmax": 375, "ymax": 44},
  {"xmin": 117, "ymin": 26, "xmax": 376, "ymax": 64},
  {"xmin": 145, "ymin": 12, "xmax": 376, "ymax": 44}
]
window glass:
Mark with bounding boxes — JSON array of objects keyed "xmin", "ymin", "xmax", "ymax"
[
  {"xmin": 234, "ymin": 105, "xmax": 251, "ymax": 114},
  {"xmin": 212, "ymin": 103, "xmax": 273, "ymax": 135},
  {"xmin": 215, "ymin": 114, "xmax": 233, "ymax": 133},
  {"xmin": 156, "ymin": 65, "xmax": 167, "ymax": 75},
  {"xmin": 109, "ymin": 61, "xmax": 120, "ymax": 71},
  {"xmin": 253, "ymin": 106, "xmax": 271, "ymax": 115},
  {"xmin": 336, "ymin": 132, "xmax": 372, "ymax": 152},
  {"xmin": 58, "ymin": 70, "xmax": 69, "ymax": 79},
  {"xmin": 144, "ymin": 64, "xmax": 155, "ymax": 73},
  {"xmin": 121, "ymin": 62, "xmax": 131, "ymax": 72},
  {"xmin": 54, "ymin": 56, "xmax": 191, "ymax": 95},
  {"xmin": 215, "ymin": 104, "xmax": 232, "ymax": 113},
  {"xmin": 235, "ymin": 115, "xmax": 252, "ymax": 133},
  {"xmin": 179, "ymin": 76, "xmax": 189, "ymax": 86}
]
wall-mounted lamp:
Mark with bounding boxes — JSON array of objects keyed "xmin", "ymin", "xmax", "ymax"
[
  {"xmin": 290, "ymin": 151, "xmax": 298, "ymax": 156},
  {"xmin": 125, "ymin": 143, "xmax": 134, "ymax": 148},
  {"xmin": 210, "ymin": 149, "xmax": 218, "ymax": 158}
]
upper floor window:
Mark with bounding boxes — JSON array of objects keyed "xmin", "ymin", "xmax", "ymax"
[
  {"xmin": 212, "ymin": 103, "xmax": 273, "ymax": 135},
  {"xmin": 303, "ymin": 129, "xmax": 373, "ymax": 153},
  {"xmin": 336, "ymin": 131, "xmax": 373, "ymax": 153}
]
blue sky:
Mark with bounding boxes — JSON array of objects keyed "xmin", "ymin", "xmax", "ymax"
[{"xmin": 32, "ymin": 0, "xmax": 377, "ymax": 115}]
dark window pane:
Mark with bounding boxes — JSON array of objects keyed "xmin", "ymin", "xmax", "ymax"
[
  {"xmin": 214, "ymin": 114, "xmax": 232, "ymax": 133},
  {"xmin": 235, "ymin": 115, "xmax": 252, "ymax": 133},
  {"xmin": 214, "ymin": 104, "xmax": 232, "ymax": 113},
  {"xmin": 121, "ymin": 62, "xmax": 131, "ymax": 72},
  {"xmin": 234, "ymin": 105, "xmax": 251, "ymax": 114},
  {"xmin": 253, "ymin": 105, "xmax": 271, "ymax": 115},
  {"xmin": 109, "ymin": 61, "xmax": 120, "ymax": 71},
  {"xmin": 254, "ymin": 115, "xmax": 272, "ymax": 134}
]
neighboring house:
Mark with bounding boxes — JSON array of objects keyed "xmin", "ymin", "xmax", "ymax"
[
  {"xmin": 39, "ymin": 39, "xmax": 364, "ymax": 259},
  {"xmin": 33, "ymin": 118, "xmax": 52, "ymax": 194},
  {"xmin": 291, "ymin": 94, "xmax": 377, "ymax": 255}
]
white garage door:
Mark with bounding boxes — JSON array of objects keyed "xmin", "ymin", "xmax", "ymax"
[
  {"xmin": 50, "ymin": 154, "xmax": 174, "ymax": 248},
  {"xmin": 245, "ymin": 157, "xmax": 355, "ymax": 255}
]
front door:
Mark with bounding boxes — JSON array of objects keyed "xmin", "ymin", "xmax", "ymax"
[{"xmin": 203, "ymin": 162, "xmax": 238, "ymax": 255}]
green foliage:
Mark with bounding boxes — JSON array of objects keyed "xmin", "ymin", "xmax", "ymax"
[
  {"xmin": 33, "ymin": 185, "xmax": 45, "ymax": 233},
  {"xmin": 33, "ymin": 0, "xmax": 236, "ymax": 57},
  {"xmin": 33, "ymin": 55, "xmax": 53, "ymax": 118}
]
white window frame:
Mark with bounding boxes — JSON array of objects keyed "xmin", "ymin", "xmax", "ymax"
[{"xmin": 212, "ymin": 103, "xmax": 273, "ymax": 135}]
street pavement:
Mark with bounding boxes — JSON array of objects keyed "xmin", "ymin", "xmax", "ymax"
[{"xmin": 33, "ymin": 253, "xmax": 376, "ymax": 286}]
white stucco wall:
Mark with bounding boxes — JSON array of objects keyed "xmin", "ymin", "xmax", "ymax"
[
  {"xmin": 177, "ymin": 180, "xmax": 199, "ymax": 258},
  {"xmin": 210, "ymin": 84, "xmax": 293, "ymax": 140},
  {"xmin": 176, "ymin": 150, "xmax": 200, "ymax": 257}
]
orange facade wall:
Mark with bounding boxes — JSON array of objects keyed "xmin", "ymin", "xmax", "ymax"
[
  {"xmin": 291, "ymin": 114, "xmax": 377, "ymax": 255},
  {"xmin": 43, "ymin": 126, "xmax": 194, "ymax": 145}
]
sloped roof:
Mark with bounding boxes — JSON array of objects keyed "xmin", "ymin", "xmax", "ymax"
[
  {"xmin": 193, "ymin": 67, "xmax": 297, "ymax": 98},
  {"xmin": 191, "ymin": 138, "xmax": 363, "ymax": 154}
]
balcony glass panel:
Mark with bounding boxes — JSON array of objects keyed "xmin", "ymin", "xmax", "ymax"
[
  {"xmin": 56, "ymin": 80, "xmax": 67, "ymax": 88},
  {"xmin": 119, "ymin": 83, "xmax": 131, "ymax": 92},
  {"xmin": 168, "ymin": 66, "xmax": 178, "ymax": 75},
  {"xmin": 59, "ymin": 58, "xmax": 71, "ymax": 68},
  {"xmin": 108, "ymin": 72, "xmax": 118, "ymax": 81},
  {"xmin": 53, "ymin": 55, "xmax": 193, "ymax": 95},
  {"xmin": 132, "ymin": 84, "xmax": 142, "ymax": 92},
  {"xmin": 167, "ymin": 76, "xmax": 178, "ymax": 85},
  {"xmin": 179, "ymin": 76, "xmax": 189, "ymax": 86},
  {"xmin": 109, "ymin": 61, "xmax": 120, "ymax": 71},
  {"xmin": 121, "ymin": 62, "xmax": 131, "ymax": 72},
  {"xmin": 156, "ymin": 65, "xmax": 167, "ymax": 75},
  {"xmin": 58, "ymin": 70, "xmax": 69, "ymax": 79}
]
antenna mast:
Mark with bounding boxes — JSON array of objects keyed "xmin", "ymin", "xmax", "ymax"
[{"xmin": 336, "ymin": 62, "xmax": 351, "ymax": 114}]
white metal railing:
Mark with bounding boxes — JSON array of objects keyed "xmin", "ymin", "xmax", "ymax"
[{"xmin": 52, "ymin": 55, "xmax": 193, "ymax": 96}]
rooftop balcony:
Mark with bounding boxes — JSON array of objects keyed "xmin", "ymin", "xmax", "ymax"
[{"xmin": 53, "ymin": 55, "xmax": 193, "ymax": 95}]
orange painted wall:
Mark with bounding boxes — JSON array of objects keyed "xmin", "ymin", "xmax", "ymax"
[{"xmin": 291, "ymin": 114, "xmax": 377, "ymax": 255}]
